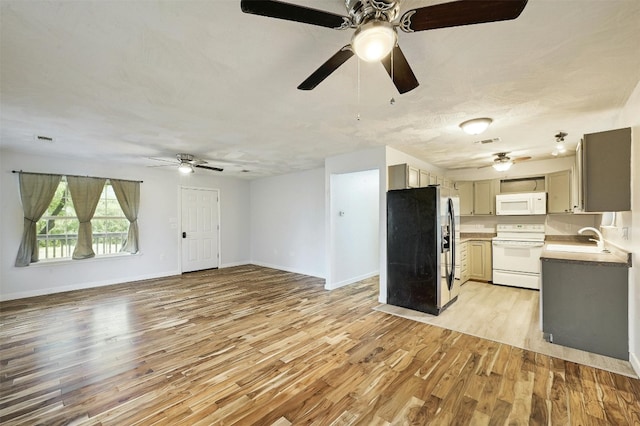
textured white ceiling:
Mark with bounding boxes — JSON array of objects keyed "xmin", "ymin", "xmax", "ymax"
[{"xmin": 1, "ymin": 0, "xmax": 639, "ymax": 177}]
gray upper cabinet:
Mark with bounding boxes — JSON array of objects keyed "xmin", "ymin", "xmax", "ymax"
[{"xmin": 581, "ymin": 127, "xmax": 631, "ymax": 212}]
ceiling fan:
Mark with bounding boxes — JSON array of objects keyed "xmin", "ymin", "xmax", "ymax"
[
  {"xmin": 480, "ymin": 152, "xmax": 531, "ymax": 171},
  {"xmin": 240, "ymin": 0, "xmax": 528, "ymax": 94},
  {"xmin": 148, "ymin": 154, "xmax": 224, "ymax": 174}
]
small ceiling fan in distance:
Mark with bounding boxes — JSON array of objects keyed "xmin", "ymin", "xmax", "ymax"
[
  {"xmin": 480, "ymin": 152, "xmax": 531, "ymax": 171},
  {"xmin": 240, "ymin": 0, "xmax": 528, "ymax": 94},
  {"xmin": 148, "ymin": 154, "xmax": 224, "ymax": 174}
]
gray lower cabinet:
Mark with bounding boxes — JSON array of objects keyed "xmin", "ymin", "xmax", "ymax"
[{"xmin": 541, "ymin": 258, "xmax": 628, "ymax": 360}]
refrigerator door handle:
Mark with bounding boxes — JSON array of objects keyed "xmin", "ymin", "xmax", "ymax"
[{"xmin": 447, "ymin": 198, "xmax": 456, "ymax": 291}]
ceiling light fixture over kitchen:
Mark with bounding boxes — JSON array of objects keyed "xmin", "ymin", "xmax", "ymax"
[
  {"xmin": 552, "ymin": 131, "xmax": 568, "ymax": 156},
  {"xmin": 351, "ymin": 21, "xmax": 397, "ymax": 62},
  {"xmin": 493, "ymin": 160, "xmax": 512, "ymax": 171},
  {"xmin": 460, "ymin": 118, "xmax": 493, "ymax": 135}
]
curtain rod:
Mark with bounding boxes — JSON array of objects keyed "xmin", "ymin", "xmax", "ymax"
[{"xmin": 11, "ymin": 170, "xmax": 143, "ymax": 183}]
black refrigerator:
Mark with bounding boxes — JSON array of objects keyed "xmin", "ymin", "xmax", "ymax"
[{"xmin": 387, "ymin": 186, "xmax": 459, "ymax": 315}]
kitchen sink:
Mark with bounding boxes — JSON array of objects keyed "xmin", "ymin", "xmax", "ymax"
[{"xmin": 545, "ymin": 244, "xmax": 609, "ymax": 254}]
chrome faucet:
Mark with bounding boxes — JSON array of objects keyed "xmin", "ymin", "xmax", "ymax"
[{"xmin": 578, "ymin": 227, "xmax": 604, "ymax": 250}]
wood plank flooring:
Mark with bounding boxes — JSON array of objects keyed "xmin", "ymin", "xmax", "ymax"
[
  {"xmin": 1, "ymin": 265, "xmax": 639, "ymax": 425},
  {"xmin": 376, "ymin": 281, "xmax": 637, "ymax": 377}
]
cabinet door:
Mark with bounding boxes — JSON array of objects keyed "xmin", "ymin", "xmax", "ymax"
[
  {"xmin": 573, "ymin": 141, "xmax": 583, "ymax": 212},
  {"xmin": 473, "ymin": 180, "xmax": 497, "ymax": 215},
  {"xmin": 583, "ymin": 127, "xmax": 631, "ymax": 212},
  {"xmin": 407, "ymin": 166, "xmax": 420, "ymax": 188},
  {"xmin": 419, "ymin": 170, "xmax": 430, "ymax": 188},
  {"xmin": 469, "ymin": 241, "xmax": 486, "ymax": 280},
  {"xmin": 469, "ymin": 240, "xmax": 493, "ymax": 281},
  {"xmin": 457, "ymin": 181, "xmax": 474, "ymax": 215},
  {"xmin": 450, "ymin": 181, "xmax": 460, "ymax": 197},
  {"xmin": 388, "ymin": 164, "xmax": 406, "ymax": 190},
  {"xmin": 547, "ymin": 170, "xmax": 572, "ymax": 213}
]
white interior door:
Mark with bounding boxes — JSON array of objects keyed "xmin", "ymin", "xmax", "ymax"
[{"xmin": 181, "ymin": 187, "xmax": 219, "ymax": 273}]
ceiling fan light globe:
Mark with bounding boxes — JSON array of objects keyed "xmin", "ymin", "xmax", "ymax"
[
  {"xmin": 492, "ymin": 161, "xmax": 512, "ymax": 172},
  {"xmin": 178, "ymin": 163, "xmax": 194, "ymax": 174},
  {"xmin": 460, "ymin": 118, "xmax": 493, "ymax": 135},
  {"xmin": 352, "ymin": 21, "xmax": 397, "ymax": 62}
]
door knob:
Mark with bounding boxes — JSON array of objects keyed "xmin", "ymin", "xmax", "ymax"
[{"xmin": 182, "ymin": 232, "xmax": 186, "ymax": 238}]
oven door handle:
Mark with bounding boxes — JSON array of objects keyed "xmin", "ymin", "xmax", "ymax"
[{"xmin": 492, "ymin": 242, "xmax": 544, "ymax": 248}]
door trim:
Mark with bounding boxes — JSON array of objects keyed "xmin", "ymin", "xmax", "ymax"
[{"xmin": 179, "ymin": 186, "xmax": 221, "ymax": 273}]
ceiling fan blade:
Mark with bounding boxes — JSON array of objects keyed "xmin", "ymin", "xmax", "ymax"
[
  {"xmin": 513, "ymin": 156, "xmax": 531, "ymax": 163},
  {"xmin": 195, "ymin": 164, "xmax": 224, "ymax": 172},
  {"xmin": 146, "ymin": 164, "xmax": 176, "ymax": 168},
  {"xmin": 381, "ymin": 45, "xmax": 419, "ymax": 94},
  {"xmin": 400, "ymin": 0, "xmax": 528, "ymax": 33},
  {"xmin": 241, "ymin": 0, "xmax": 349, "ymax": 29},
  {"xmin": 298, "ymin": 45, "xmax": 354, "ymax": 90},
  {"xmin": 148, "ymin": 156, "xmax": 177, "ymax": 164}
]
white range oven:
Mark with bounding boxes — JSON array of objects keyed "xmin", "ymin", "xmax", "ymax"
[{"xmin": 492, "ymin": 224, "xmax": 545, "ymax": 290}]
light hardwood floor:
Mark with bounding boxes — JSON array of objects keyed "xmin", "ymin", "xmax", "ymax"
[
  {"xmin": 376, "ymin": 281, "xmax": 637, "ymax": 377},
  {"xmin": 1, "ymin": 265, "xmax": 639, "ymax": 425}
]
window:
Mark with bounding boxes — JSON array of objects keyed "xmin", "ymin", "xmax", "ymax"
[{"xmin": 37, "ymin": 178, "xmax": 129, "ymax": 260}]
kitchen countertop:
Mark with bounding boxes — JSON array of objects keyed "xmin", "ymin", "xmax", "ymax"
[
  {"xmin": 540, "ymin": 242, "xmax": 632, "ymax": 267},
  {"xmin": 459, "ymin": 233, "xmax": 495, "ymax": 242}
]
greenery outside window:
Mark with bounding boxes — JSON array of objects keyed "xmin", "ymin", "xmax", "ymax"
[{"xmin": 36, "ymin": 178, "xmax": 129, "ymax": 260}]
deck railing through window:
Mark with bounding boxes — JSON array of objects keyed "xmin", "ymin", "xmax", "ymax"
[{"xmin": 37, "ymin": 232, "xmax": 128, "ymax": 260}]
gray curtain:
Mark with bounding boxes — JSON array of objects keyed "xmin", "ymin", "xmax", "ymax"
[
  {"xmin": 111, "ymin": 179, "xmax": 140, "ymax": 254},
  {"xmin": 67, "ymin": 176, "xmax": 106, "ymax": 259},
  {"xmin": 15, "ymin": 173, "xmax": 62, "ymax": 267}
]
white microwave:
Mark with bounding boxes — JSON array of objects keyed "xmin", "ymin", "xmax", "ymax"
[{"xmin": 496, "ymin": 192, "xmax": 547, "ymax": 215}]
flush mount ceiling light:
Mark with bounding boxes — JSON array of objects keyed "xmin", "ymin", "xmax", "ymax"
[
  {"xmin": 460, "ymin": 118, "xmax": 493, "ymax": 135},
  {"xmin": 178, "ymin": 162, "xmax": 194, "ymax": 174},
  {"xmin": 351, "ymin": 21, "xmax": 397, "ymax": 62}
]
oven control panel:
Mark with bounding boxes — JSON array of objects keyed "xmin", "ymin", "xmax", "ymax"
[{"xmin": 496, "ymin": 224, "xmax": 545, "ymax": 233}]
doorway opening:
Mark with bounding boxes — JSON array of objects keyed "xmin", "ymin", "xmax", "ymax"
[{"xmin": 328, "ymin": 169, "xmax": 380, "ymax": 289}]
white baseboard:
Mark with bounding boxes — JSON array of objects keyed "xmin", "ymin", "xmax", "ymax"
[
  {"xmin": 325, "ymin": 270, "xmax": 379, "ymax": 290},
  {"xmin": 0, "ymin": 270, "xmax": 181, "ymax": 301},
  {"xmin": 630, "ymin": 351, "xmax": 640, "ymax": 378},
  {"xmin": 250, "ymin": 261, "xmax": 325, "ymax": 279},
  {"xmin": 219, "ymin": 261, "xmax": 251, "ymax": 268}
]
